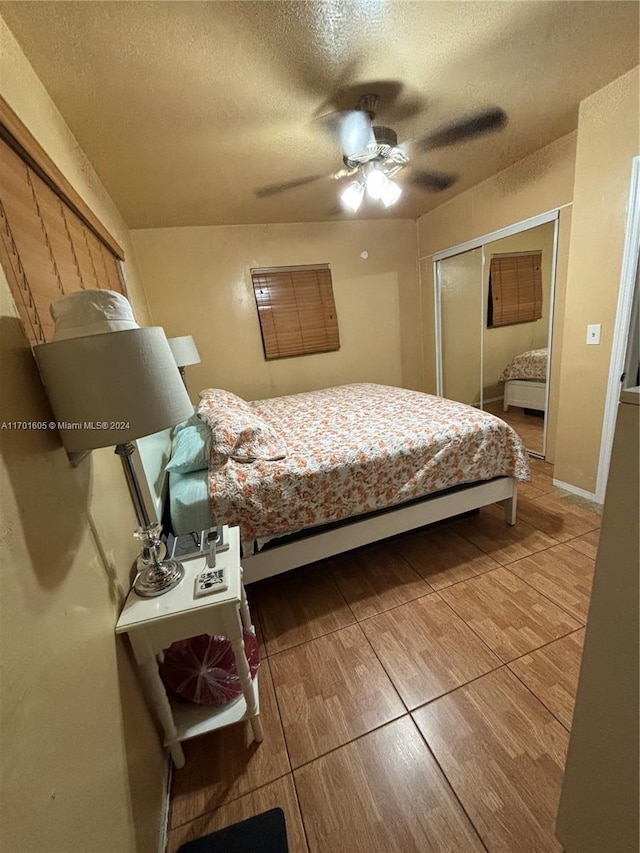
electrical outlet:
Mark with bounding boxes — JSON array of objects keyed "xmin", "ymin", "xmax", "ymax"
[{"xmin": 586, "ymin": 324, "xmax": 601, "ymax": 345}]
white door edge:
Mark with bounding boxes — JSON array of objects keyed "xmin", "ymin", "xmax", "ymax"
[{"xmin": 596, "ymin": 155, "xmax": 640, "ymax": 504}]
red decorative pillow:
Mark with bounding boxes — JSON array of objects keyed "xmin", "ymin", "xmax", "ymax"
[{"xmin": 160, "ymin": 631, "xmax": 259, "ymax": 704}]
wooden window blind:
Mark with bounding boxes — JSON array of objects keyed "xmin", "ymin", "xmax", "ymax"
[
  {"xmin": 251, "ymin": 264, "xmax": 340, "ymax": 360},
  {"xmin": 0, "ymin": 118, "xmax": 125, "ymax": 347},
  {"xmin": 487, "ymin": 251, "xmax": 543, "ymax": 328}
]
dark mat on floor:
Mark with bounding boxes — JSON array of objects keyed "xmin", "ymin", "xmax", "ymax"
[{"xmin": 177, "ymin": 807, "xmax": 288, "ymax": 853}]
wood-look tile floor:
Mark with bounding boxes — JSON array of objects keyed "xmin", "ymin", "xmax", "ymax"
[{"xmin": 167, "ymin": 459, "xmax": 598, "ymax": 853}]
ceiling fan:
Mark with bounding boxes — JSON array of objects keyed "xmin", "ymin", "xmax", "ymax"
[{"xmin": 255, "ymin": 94, "xmax": 508, "ymax": 212}]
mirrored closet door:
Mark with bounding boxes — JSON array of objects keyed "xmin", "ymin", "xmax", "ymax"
[
  {"xmin": 439, "ymin": 246, "xmax": 483, "ymax": 407},
  {"xmin": 436, "ymin": 218, "xmax": 558, "ymax": 457}
]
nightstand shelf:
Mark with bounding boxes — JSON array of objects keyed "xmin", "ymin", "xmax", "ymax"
[
  {"xmin": 115, "ymin": 526, "xmax": 263, "ymax": 768},
  {"xmin": 169, "ymin": 673, "xmax": 261, "ymax": 743}
]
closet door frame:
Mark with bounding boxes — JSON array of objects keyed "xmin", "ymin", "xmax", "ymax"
[{"xmin": 433, "ymin": 207, "xmax": 563, "ymax": 457}]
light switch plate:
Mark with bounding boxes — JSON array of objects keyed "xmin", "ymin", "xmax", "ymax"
[{"xmin": 586, "ymin": 324, "xmax": 601, "ymax": 345}]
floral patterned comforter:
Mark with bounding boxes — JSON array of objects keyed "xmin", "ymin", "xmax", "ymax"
[
  {"xmin": 500, "ymin": 348, "xmax": 548, "ymax": 382},
  {"xmin": 206, "ymin": 383, "xmax": 530, "ymax": 553}
]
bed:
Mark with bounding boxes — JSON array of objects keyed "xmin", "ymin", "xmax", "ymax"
[
  {"xmin": 500, "ymin": 348, "xmax": 548, "ymax": 413},
  {"xmin": 145, "ymin": 383, "xmax": 530, "ymax": 584}
]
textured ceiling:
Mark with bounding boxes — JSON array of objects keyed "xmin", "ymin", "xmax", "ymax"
[{"xmin": 1, "ymin": 1, "xmax": 638, "ymax": 228}]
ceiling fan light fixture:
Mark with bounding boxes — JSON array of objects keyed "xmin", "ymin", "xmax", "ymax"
[
  {"xmin": 381, "ymin": 178, "xmax": 402, "ymax": 207},
  {"xmin": 365, "ymin": 168, "xmax": 388, "ymax": 200},
  {"xmin": 341, "ymin": 180, "xmax": 365, "ymax": 212}
]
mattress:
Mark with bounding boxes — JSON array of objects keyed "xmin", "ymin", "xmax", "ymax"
[
  {"xmin": 199, "ymin": 383, "xmax": 530, "ymax": 554},
  {"xmin": 500, "ymin": 348, "xmax": 548, "ymax": 382},
  {"xmin": 169, "ymin": 470, "xmax": 211, "ymax": 535}
]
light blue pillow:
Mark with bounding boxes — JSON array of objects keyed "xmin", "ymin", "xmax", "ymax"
[
  {"xmin": 166, "ymin": 423, "xmax": 211, "ymax": 474},
  {"xmin": 172, "ymin": 411, "xmax": 202, "ymax": 437}
]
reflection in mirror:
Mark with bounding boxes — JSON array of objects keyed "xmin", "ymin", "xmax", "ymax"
[{"xmin": 481, "ymin": 221, "xmax": 556, "ymax": 456}]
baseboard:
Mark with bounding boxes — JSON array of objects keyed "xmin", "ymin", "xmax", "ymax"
[
  {"xmin": 483, "ymin": 395, "xmax": 504, "ymax": 404},
  {"xmin": 158, "ymin": 754, "xmax": 173, "ymax": 853},
  {"xmin": 552, "ymin": 478, "xmax": 601, "ymax": 504}
]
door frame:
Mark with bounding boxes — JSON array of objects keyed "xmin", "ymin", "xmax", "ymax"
[
  {"xmin": 432, "ymin": 206, "xmax": 564, "ymax": 457},
  {"xmin": 596, "ymin": 155, "xmax": 640, "ymax": 503}
]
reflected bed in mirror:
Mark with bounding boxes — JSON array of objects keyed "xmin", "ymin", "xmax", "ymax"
[{"xmin": 485, "ymin": 347, "xmax": 548, "ymax": 456}]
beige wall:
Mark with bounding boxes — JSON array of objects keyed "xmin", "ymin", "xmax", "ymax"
[
  {"xmin": 131, "ymin": 220, "xmax": 422, "ymax": 401},
  {"xmin": 0, "ymin": 17, "xmax": 166, "ymax": 853},
  {"xmin": 554, "ymin": 67, "xmax": 640, "ymax": 493},
  {"xmin": 417, "ymin": 132, "xmax": 577, "ymax": 258},
  {"xmin": 417, "ymin": 132, "xmax": 576, "ymax": 462}
]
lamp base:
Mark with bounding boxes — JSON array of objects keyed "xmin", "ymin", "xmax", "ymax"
[{"xmin": 134, "ymin": 558, "xmax": 185, "ymax": 597}]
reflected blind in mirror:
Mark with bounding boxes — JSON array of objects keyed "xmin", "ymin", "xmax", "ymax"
[{"xmin": 488, "ymin": 251, "xmax": 543, "ymax": 328}]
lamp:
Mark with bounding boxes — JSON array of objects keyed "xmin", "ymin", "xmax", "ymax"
[
  {"xmin": 340, "ymin": 179, "xmax": 365, "ymax": 212},
  {"xmin": 365, "ymin": 168, "xmax": 387, "ymax": 200},
  {"xmin": 381, "ymin": 178, "xmax": 402, "ymax": 207},
  {"xmin": 167, "ymin": 335, "xmax": 201, "ymax": 388},
  {"xmin": 341, "ymin": 169, "xmax": 402, "ymax": 213},
  {"xmin": 34, "ymin": 291, "xmax": 194, "ymax": 597}
]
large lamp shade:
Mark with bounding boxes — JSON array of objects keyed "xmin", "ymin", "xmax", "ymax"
[
  {"xmin": 167, "ymin": 335, "xmax": 201, "ymax": 368},
  {"xmin": 34, "ymin": 327, "xmax": 193, "ymax": 453}
]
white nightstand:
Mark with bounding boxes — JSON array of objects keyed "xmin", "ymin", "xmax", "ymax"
[{"xmin": 115, "ymin": 526, "xmax": 263, "ymax": 768}]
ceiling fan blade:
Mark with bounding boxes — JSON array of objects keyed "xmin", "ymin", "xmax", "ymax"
[
  {"xmin": 340, "ymin": 110, "xmax": 376, "ymax": 157},
  {"xmin": 417, "ymin": 108, "xmax": 507, "ymax": 151},
  {"xmin": 315, "ymin": 109, "xmax": 375, "ymax": 158},
  {"xmin": 411, "ymin": 170, "xmax": 458, "ymax": 192},
  {"xmin": 326, "ymin": 203, "xmax": 344, "ymax": 218},
  {"xmin": 255, "ymin": 175, "xmax": 325, "ymax": 198},
  {"xmin": 316, "ymin": 79, "xmax": 428, "ymax": 124}
]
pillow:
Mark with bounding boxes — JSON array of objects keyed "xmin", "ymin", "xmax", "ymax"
[
  {"xmin": 166, "ymin": 423, "xmax": 211, "ymax": 474},
  {"xmin": 197, "ymin": 390, "xmax": 286, "ymax": 463},
  {"xmin": 199, "ymin": 388, "xmax": 253, "ymax": 413},
  {"xmin": 172, "ymin": 410, "xmax": 203, "ymax": 437}
]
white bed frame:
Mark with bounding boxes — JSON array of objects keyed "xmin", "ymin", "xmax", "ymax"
[
  {"xmin": 503, "ymin": 379, "xmax": 546, "ymax": 413},
  {"xmin": 133, "ymin": 428, "xmax": 518, "ymax": 585}
]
